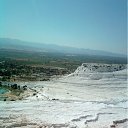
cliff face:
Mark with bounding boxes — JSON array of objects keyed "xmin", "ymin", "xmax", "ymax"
[
  {"xmin": 68, "ymin": 63, "xmax": 127, "ymax": 80},
  {"xmin": 74, "ymin": 63, "xmax": 126, "ymax": 73}
]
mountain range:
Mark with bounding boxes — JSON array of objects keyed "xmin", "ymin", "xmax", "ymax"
[{"xmin": 0, "ymin": 38, "xmax": 126, "ymax": 58}]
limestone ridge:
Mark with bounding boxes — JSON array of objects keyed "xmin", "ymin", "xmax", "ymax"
[{"xmin": 69, "ymin": 63, "xmax": 127, "ymax": 80}]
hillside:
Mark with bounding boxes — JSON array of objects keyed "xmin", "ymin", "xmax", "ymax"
[{"xmin": 0, "ymin": 63, "xmax": 127, "ymax": 127}]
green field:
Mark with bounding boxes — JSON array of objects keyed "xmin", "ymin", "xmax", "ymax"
[{"xmin": 0, "ymin": 49, "xmax": 127, "ymax": 82}]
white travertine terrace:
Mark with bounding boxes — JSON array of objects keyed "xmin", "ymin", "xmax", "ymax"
[{"xmin": 0, "ymin": 63, "xmax": 127, "ymax": 128}]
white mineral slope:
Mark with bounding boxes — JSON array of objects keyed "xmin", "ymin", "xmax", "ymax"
[
  {"xmin": 0, "ymin": 63, "xmax": 127, "ymax": 128},
  {"xmin": 32, "ymin": 63, "xmax": 127, "ymax": 102}
]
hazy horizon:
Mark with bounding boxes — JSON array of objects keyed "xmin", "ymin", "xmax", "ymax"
[
  {"xmin": 0, "ymin": 37, "xmax": 127, "ymax": 57},
  {"xmin": 0, "ymin": 0, "xmax": 127, "ymax": 54}
]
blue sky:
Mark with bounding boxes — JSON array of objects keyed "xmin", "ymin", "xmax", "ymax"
[{"xmin": 0, "ymin": 0, "xmax": 127, "ymax": 54}]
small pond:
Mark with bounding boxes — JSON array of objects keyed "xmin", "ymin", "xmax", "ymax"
[{"xmin": 0, "ymin": 87, "xmax": 9, "ymax": 101}]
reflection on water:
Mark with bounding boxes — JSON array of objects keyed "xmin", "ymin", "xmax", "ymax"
[
  {"xmin": 0, "ymin": 87, "xmax": 8, "ymax": 94},
  {"xmin": 0, "ymin": 87, "xmax": 8, "ymax": 101}
]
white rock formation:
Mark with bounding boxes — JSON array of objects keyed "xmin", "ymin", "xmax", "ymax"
[{"xmin": 0, "ymin": 63, "xmax": 127, "ymax": 128}]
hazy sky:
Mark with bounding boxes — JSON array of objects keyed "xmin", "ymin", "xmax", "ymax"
[{"xmin": 0, "ymin": 0, "xmax": 127, "ymax": 54}]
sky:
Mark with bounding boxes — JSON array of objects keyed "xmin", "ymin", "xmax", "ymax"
[{"xmin": 0, "ymin": 0, "xmax": 127, "ymax": 54}]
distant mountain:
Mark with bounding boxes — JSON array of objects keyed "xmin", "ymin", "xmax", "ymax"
[{"xmin": 0, "ymin": 38, "xmax": 126, "ymax": 58}]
